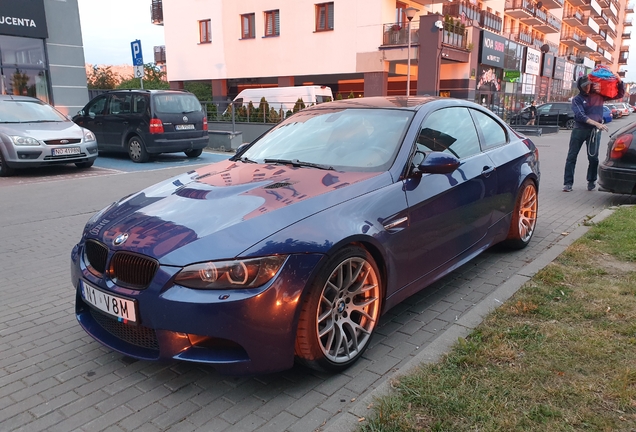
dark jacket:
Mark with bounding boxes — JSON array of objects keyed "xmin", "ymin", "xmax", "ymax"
[{"xmin": 572, "ymin": 77, "xmax": 625, "ymax": 129}]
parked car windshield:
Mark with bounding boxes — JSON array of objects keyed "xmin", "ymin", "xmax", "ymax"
[
  {"xmin": 0, "ymin": 99, "xmax": 68, "ymax": 123},
  {"xmin": 241, "ymin": 108, "xmax": 414, "ymax": 172},
  {"xmin": 153, "ymin": 94, "xmax": 202, "ymax": 114}
]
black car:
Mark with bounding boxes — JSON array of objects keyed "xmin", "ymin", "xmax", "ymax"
[
  {"xmin": 598, "ymin": 122, "xmax": 636, "ymax": 194},
  {"xmin": 509, "ymin": 102, "xmax": 576, "ymax": 130},
  {"xmin": 74, "ymin": 90, "xmax": 209, "ymax": 162}
]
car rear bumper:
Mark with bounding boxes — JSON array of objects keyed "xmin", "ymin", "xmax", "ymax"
[
  {"xmin": 144, "ymin": 135, "xmax": 209, "ymax": 154},
  {"xmin": 598, "ymin": 164, "xmax": 636, "ymax": 194}
]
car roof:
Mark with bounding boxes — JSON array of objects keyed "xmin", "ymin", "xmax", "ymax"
[{"xmin": 302, "ymin": 96, "xmax": 490, "ymax": 113}]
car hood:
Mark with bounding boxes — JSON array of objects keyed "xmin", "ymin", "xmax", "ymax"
[
  {"xmin": 0, "ymin": 121, "xmax": 83, "ymax": 139},
  {"xmin": 85, "ymin": 160, "xmax": 390, "ymax": 266}
]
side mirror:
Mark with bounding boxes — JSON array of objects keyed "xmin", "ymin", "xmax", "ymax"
[
  {"xmin": 77, "ymin": 110, "xmax": 85, "ymax": 116},
  {"xmin": 415, "ymin": 151, "xmax": 460, "ymax": 175},
  {"xmin": 235, "ymin": 142, "xmax": 250, "ymax": 154}
]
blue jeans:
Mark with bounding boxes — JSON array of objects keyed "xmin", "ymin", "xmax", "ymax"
[{"xmin": 563, "ymin": 128, "xmax": 600, "ymax": 186}]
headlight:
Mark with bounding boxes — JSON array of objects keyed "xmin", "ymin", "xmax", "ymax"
[
  {"xmin": 83, "ymin": 129, "xmax": 96, "ymax": 142},
  {"xmin": 175, "ymin": 256, "xmax": 288, "ymax": 289},
  {"xmin": 10, "ymin": 136, "xmax": 40, "ymax": 146}
]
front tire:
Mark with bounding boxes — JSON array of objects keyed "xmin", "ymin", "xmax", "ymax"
[
  {"xmin": 565, "ymin": 119, "xmax": 576, "ymax": 130},
  {"xmin": 503, "ymin": 179, "xmax": 538, "ymax": 249},
  {"xmin": 0, "ymin": 151, "xmax": 15, "ymax": 177},
  {"xmin": 295, "ymin": 246, "xmax": 382, "ymax": 372},
  {"xmin": 128, "ymin": 136, "xmax": 149, "ymax": 163}
]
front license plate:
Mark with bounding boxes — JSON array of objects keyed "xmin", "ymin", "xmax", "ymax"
[
  {"xmin": 175, "ymin": 124, "xmax": 195, "ymax": 130},
  {"xmin": 80, "ymin": 281, "xmax": 137, "ymax": 323},
  {"xmin": 53, "ymin": 147, "xmax": 80, "ymax": 156}
]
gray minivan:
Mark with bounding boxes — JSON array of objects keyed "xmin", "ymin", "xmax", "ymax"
[{"xmin": 74, "ymin": 90, "xmax": 209, "ymax": 162}]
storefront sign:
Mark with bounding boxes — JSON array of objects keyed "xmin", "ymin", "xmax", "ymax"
[
  {"xmin": 554, "ymin": 57, "xmax": 566, "ymax": 80},
  {"xmin": 503, "ymin": 69, "xmax": 521, "ymax": 83},
  {"xmin": 524, "ymin": 47, "xmax": 541, "ymax": 75},
  {"xmin": 479, "ymin": 30, "xmax": 505, "ymax": 68},
  {"xmin": 541, "ymin": 53, "xmax": 554, "ymax": 78},
  {"xmin": 0, "ymin": 0, "xmax": 48, "ymax": 39}
]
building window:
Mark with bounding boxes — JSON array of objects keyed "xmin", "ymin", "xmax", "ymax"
[
  {"xmin": 241, "ymin": 13, "xmax": 255, "ymax": 39},
  {"xmin": 199, "ymin": 19, "xmax": 212, "ymax": 43},
  {"xmin": 264, "ymin": 10, "xmax": 280, "ymax": 37},
  {"xmin": 316, "ymin": 3, "xmax": 334, "ymax": 31}
]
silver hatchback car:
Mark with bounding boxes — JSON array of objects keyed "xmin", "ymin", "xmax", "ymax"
[{"xmin": 0, "ymin": 95, "xmax": 98, "ymax": 177}]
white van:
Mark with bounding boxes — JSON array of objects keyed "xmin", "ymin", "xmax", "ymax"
[{"xmin": 231, "ymin": 85, "xmax": 333, "ymax": 113}]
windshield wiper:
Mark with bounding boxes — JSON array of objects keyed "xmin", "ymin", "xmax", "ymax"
[
  {"xmin": 25, "ymin": 120, "xmax": 59, "ymax": 123},
  {"xmin": 237, "ymin": 156, "xmax": 257, "ymax": 164},
  {"xmin": 263, "ymin": 158, "xmax": 334, "ymax": 170}
]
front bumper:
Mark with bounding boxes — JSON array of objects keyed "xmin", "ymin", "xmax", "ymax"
[
  {"xmin": 5, "ymin": 143, "xmax": 98, "ymax": 168},
  {"xmin": 71, "ymin": 243, "xmax": 324, "ymax": 375},
  {"xmin": 598, "ymin": 164, "xmax": 636, "ymax": 195}
]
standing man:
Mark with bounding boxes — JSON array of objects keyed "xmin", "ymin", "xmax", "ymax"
[
  {"xmin": 562, "ymin": 75, "xmax": 624, "ymax": 192},
  {"xmin": 526, "ymin": 100, "xmax": 537, "ymax": 125}
]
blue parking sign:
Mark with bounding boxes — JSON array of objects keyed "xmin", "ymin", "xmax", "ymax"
[{"xmin": 131, "ymin": 40, "xmax": 143, "ymax": 66}]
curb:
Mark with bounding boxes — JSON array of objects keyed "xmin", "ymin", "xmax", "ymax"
[{"xmin": 322, "ymin": 207, "xmax": 618, "ymax": 432}]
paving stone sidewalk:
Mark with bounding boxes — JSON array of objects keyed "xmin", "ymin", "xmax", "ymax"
[{"xmin": 1, "ymin": 122, "xmax": 636, "ymax": 432}]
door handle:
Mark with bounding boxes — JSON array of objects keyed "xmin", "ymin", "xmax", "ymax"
[{"xmin": 481, "ymin": 166, "xmax": 495, "ymax": 177}]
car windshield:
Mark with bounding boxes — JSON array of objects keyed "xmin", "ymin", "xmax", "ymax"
[
  {"xmin": 153, "ymin": 94, "xmax": 202, "ymax": 114},
  {"xmin": 240, "ymin": 108, "xmax": 413, "ymax": 172},
  {"xmin": 0, "ymin": 99, "xmax": 68, "ymax": 123}
]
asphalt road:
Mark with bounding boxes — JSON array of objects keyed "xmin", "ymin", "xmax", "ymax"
[{"xmin": 1, "ymin": 120, "xmax": 636, "ymax": 432}]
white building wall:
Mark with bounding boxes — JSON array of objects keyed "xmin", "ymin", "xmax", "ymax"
[{"xmin": 163, "ymin": 0, "xmax": 409, "ymax": 82}]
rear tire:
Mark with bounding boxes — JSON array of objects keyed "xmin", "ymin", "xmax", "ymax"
[
  {"xmin": 184, "ymin": 148, "xmax": 203, "ymax": 158},
  {"xmin": 502, "ymin": 179, "xmax": 538, "ymax": 249},
  {"xmin": 128, "ymin": 136, "xmax": 149, "ymax": 163},
  {"xmin": 0, "ymin": 151, "xmax": 15, "ymax": 177},
  {"xmin": 75, "ymin": 161, "xmax": 94, "ymax": 169},
  {"xmin": 565, "ymin": 119, "xmax": 575, "ymax": 130},
  {"xmin": 295, "ymin": 246, "xmax": 382, "ymax": 372}
]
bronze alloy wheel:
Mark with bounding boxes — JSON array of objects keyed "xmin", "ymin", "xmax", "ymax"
[
  {"xmin": 504, "ymin": 179, "xmax": 538, "ymax": 249},
  {"xmin": 295, "ymin": 246, "xmax": 382, "ymax": 372}
]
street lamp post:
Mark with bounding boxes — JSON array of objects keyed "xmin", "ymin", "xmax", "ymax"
[{"xmin": 405, "ymin": 7, "xmax": 419, "ymax": 97}]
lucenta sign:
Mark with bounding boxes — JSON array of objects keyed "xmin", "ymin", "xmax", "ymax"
[{"xmin": 0, "ymin": 0, "xmax": 48, "ymax": 39}]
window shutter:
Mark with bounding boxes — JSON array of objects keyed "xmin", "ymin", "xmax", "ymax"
[
  {"xmin": 328, "ymin": 3, "xmax": 334, "ymax": 29},
  {"xmin": 275, "ymin": 10, "xmax": 280, "ymax": 35},
  {"xmin": 318, "ymin": 8, "xmax": 326, "ymax": 30},
  {"xmin": 266, "ymin": 13, "xmax": 273, "ymax": 35}
]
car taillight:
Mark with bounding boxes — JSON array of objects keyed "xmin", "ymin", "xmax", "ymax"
[
  {"xmin": 149, "ymin": 118, "xmax": 164, "ymax": 134},
  {"xmin": 203, "ymin": 116, "xmax": 208, "ymax": 131},
  {"xmin": 610, "ymin": 134, "xmax": 633, "ymax": 159}
]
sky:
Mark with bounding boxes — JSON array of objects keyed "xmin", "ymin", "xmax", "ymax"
[{"xmin": 78, "ymin": 0, "xmax": 165, "ymax": 66}]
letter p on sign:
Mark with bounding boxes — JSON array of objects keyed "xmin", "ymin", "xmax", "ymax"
[{"xmin": 131, "ymin": 40, "xmax": 143, "ymax": 66}]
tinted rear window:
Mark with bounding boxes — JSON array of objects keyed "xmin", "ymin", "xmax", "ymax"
[{"xmin": 153, "ymin": 94, "xmax": 202, "ymax": 114}]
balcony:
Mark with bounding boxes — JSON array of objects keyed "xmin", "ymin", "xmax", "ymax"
[
  {"xmin": 381, "ymin": 22, "xmax": 420, "ymax": 46},
  {"xmin": 569, "ymin": 0, "xmax": 586, "ymax": 7},
  {"xmin": 151, "ymin": 0, "xmax": 163, "ymax": 25},
  {"xmin": 563, "ymin": 9, "xmax": 584, "ymax": 26},
  {"xmin": 561, "ymin": 30, "xmax": 585, "ymax": 46},
  {"xmin": 480, "ymin": 10, "xmax": 503, "ymax": 33},
  {"xmin": 539, "ymin": 0, "xmax": 564, "ymax": 8},
  {"xmin": 154, "ymin": 46, "xmax": 166, "ymax": 64},
  {"xmin": 592, "ymin": 11, "xmax": 610, "ymax": 28},
  {"xmin": 566, "ymin": 53, "xmax": 585, "ymax": 63},
  {"xmin": 504, "ymin": 0, "xmax": 535, "ymax": 19},
  {"xmin": 626, "ymin": 18, "xmax": 633, "ymax": 27},
  {"xmin": 442, "ymin": 1, "xmax": 482, "ymax": 23},
  {"xmin": 626, "ymin": 3, "xmax": 635, "ymax": 12},
  {"xmin": 514, "ymin": 29, "xmax": 534, "ymax": 44},
  {"xmin": 619, "ymin": 50, "xmax": 629, "ymax": 64},
  {"xmin": 533, "ymin": 10, "xmax": 562, "ymax": 33},
  {"xmin": 618, "ymin": 71, "xmax": 626, "ymax": 77},
  {"xmin": 597, "ymin": 0, "xmax": 608, "ymax": 7}
]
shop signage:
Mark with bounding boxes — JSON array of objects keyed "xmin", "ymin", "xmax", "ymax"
[
  {"xmin": 524, "ymin": 47, "xmax": 541, "ymax": 75},
  {"xmin": 541, "ymin": 53, "xmax": 554, "ymax": 78},
  {"xmin": 0, "ymin": 0, "xmax": 48, "ymax": 38},
  {"xmin": 503, "ymin": 69, "xmax": 521, "ymax": 83},
  {"xmin": 554, "ymin": 57, "xmax": 566, "ymax": 80},
  {"xmin": 479, "ymin": 30, "xmax": 505, "ymax": 68}
]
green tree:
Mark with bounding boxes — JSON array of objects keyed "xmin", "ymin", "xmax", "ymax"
[
  {"xmin": 117, "ymin": 63, "xmax": 169, "ymax": 90},
  {"xmin": 292, "ymin": 98, "xmax": 306, "ymax": 113},
  {"xmin": 87, "ymin": 65, "xmax": 119, "ymax": 89},
  {"xmin": 184, "ymin": 81, "xmax": 212, "ymax": 101}
]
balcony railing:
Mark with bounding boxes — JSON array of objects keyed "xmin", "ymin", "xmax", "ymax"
[
  {"xmin": 151, "ymin": 0, "xmax": 163, "ymax": 25},
  {"xmin": 516, "ymin": 30, "xmax": 533, "ymax": 44},
  {"xmin": 480, "ymin": 10, "xmax": 503, "ymax": 32},
  {"xmin": 382, "ymin": 22, "xmax": 420, "ymax": 46},
  {"xmin": 618, "ymin": 71, "xmax": 626, "ymax": 77},
  {"xmin": 442, "ymin": 1, "xmax": 481, "ymax": 23},
  {"xmin": 442, "ymin": 22, "xmax": 469, "ymax": 49}
]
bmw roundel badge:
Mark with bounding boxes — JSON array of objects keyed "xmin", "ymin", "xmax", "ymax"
[{"xmin": 113, "ymin": 233, "xmax": 129, "ymax": 246}]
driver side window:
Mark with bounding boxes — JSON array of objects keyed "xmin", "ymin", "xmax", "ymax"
[
  {"xmin": 416, "ymin": 107, "xmax": 480, "ymax": 160},
  {"xmin": 87, "ymin": 96, "xmax": 107, "ymax": 116}
]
